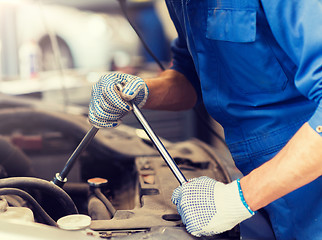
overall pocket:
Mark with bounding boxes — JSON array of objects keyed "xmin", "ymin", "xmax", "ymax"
[
  {"xmin": 206, "ymin": 3, "xmax": 288, "ymax": 94},
  {"xmin": 207, "ymin": 8, "xmax": 257, "ymax": 42}
]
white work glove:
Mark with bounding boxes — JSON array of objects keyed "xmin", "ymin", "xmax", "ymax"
[
  {"xmin": 171, "ymin": 176, "xmax": 255, "ymax": 237},
  {"xmin": 89, "ymin": 72, "xmax": 149, "ymax": 128}
]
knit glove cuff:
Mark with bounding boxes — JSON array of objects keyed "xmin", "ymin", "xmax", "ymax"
[{"xmin": 197, "ymin": 179, "xmax": 254, "ymax": 236}]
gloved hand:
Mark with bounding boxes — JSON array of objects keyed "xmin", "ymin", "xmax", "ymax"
[
  {"xmin": 171, "ymin": 176, "xmax": 255, "ymax": 237},
  {"xmin": 88, "ymin": 72, "xmax": 149, "ymax": 128}
]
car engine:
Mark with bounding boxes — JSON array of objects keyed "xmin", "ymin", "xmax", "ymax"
[{"xmin": 0, "ymin": 95, "xmax": 275, "ymax": 240}]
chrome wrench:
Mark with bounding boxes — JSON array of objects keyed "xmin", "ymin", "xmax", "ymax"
[
  {"xmin": 52, "ymin": 126, "xmax": 98, "ymax": 187},
  {"xmin": 131, "ymin": 103, "xmax": 187, "ymax": 185},
  {"xmin": 53, "ymin": 96, "xmax": 187, "ymax": 187}
]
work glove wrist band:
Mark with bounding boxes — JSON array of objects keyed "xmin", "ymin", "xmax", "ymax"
[
  {"xmin": 198, "ymin": 179, "xmax": 255, "ymax": 236},
  {"xmin": 236, "ymin": 179, "xmax": 255, "ymax": 215}
]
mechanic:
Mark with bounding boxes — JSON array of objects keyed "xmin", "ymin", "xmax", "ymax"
[{"xmin": 88, "ymin": 1, "xmax": 322, "ymax": 239}]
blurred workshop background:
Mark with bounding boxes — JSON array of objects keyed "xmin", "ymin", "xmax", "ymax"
[{"xmin": 0, "ymin": 0, "xmax": 225, "ymax": 146}]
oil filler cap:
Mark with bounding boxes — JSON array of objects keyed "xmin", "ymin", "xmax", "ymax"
[
  {"xmin": 87, "ymin": 177, "xmax": 108, "ymax": 188},
  {"xmin": 57, "ymin": 214, "xmax": 91, "ymax": 230}
]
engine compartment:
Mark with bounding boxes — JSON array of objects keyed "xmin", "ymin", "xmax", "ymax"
[{"xmin": 0, "ymin": 96, "xmax": 274, "ymax": 239}]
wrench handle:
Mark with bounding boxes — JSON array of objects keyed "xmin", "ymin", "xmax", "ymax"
[
  {"xmin": 53, "ymin": 126, "xmax": 99, "ymax": 187},
  {"xmin": 131, "ymin": 103, "xmax": 187, "ymax": 185}
]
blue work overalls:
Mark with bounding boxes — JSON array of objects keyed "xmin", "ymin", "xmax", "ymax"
[{"xmin": 165, "ymin": 0, "xmax": 322, "ymax": 239}]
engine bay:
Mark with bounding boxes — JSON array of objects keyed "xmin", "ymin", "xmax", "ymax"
[{"xmin": 0, "ymin": 96, "xmax": 274, "ymax": 240}]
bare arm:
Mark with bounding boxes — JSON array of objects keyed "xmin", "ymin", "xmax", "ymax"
[
  {"xmin": 241, "ymin": 122, "xmax": 322, "ymax": 211},
  {"xmin": 143, "ymin": 69, "xmax": 197, "ymax": 111}
]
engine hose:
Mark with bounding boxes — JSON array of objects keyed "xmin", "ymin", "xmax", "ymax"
[
  {"xmin": 0, "ymin": 188, "xmax": 57, "ymax": 226},
  {"xmin": 0, "ymin": 177, "xmax": 78, "ymax": 215},
  {"xmin": 93, "ymin": 188, "xmax": 116, "ymax": 217}
]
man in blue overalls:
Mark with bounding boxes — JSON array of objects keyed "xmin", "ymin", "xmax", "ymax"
[{"xmin": 88, "ymin": 1, "xmax": 322, "ymax": 239}]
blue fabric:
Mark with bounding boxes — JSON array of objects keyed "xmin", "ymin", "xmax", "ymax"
[
  {"xmin": 165, "ymin": 0, "xmax": 322, "ymax": 239},
  {"xmin": 134, "ymin": 5, "xmax": 171, "ymax": 63}
]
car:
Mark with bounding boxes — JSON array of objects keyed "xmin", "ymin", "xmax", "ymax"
[
  {"xmin": 0, "ymin": 2, "xmax": 276, "ymax": 239},
  {"xmin": 0, "ymin": 95, "xmax": 275, "ymax": 239}
]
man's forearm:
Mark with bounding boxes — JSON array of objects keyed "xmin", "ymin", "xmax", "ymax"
[
  {"xmin": 240, "ymin": 122, "xmax": 322, "ymax": 211},
  {"xmin": 143, "ymin": 69, "xmax": 197, "ymax": 111}
]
